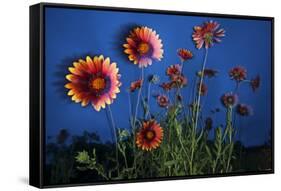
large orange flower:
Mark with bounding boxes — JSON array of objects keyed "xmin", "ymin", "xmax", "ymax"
[
  {"xmin": 65, "ymin": 55, "xmax": 121, "ymax": 111},
  {"xmin": 123, "ymin": 26, "xmax": 164, "ymax": 68},
  {"xmin": 136, "ymin": 120, "xmax": 163, "ymax": 151}
]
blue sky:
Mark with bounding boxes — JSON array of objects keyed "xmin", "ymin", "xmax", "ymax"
[{"xmin": 44, "ymin": 7, "xmax": 272, "ymax": 147}]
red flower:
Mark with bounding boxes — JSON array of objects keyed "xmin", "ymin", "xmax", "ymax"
[
  {"xmin": 221, "ymin": 92, "xmax": 238, "ymax": 108},
  {"xmin": 166, "ymin": 64, "xmax": 182, "ymax": 78},
  {"xmin": 250, "ymin": 75, "xmax": 261, "ymax": 92},
  {"xmin": 136, "ymin": 120, "xmax": 163, "ymax": 151},
  {"xmin": 123, "ymin": 26, "xmax": 164, "ymax": 68},
  {"xmin": 160, "ymin": 82, "xmax": 173, "ymax": 91},
  {"xmin": 157, "ymin": 95, "xmax": 169, "ymax": 108},
  {"xmin": 130, "ymin": 79, "xmax": 143, "ymax": 92},
  {"xmin": 192, "ymin": 20, "xmax": 225, "ymax": 49},
  {"xmin": 177, "ymin": 48, "xmax": 193, "ymax": 62},
  {"xmin": 198, "ymin": 83, "xmax": 208, "ymax": 96},
  {"xmin": 171, "ymin": 75, "xmax": 188, "ymax": 87},
  {"xmin": 65, "ymin": 55, "xmax": 121, "ymax": 111},
  {"xmin": 229, "ymin": 66, "xmax": 247, "ymax": 82},
  {"xmin": 237, "ymin": 104, "xmax": 253, "ymax": 116}
]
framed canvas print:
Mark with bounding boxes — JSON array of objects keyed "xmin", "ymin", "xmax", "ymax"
[{"xmin": 30, "ymin": 3, "xmax": 274, "ymax": 188}]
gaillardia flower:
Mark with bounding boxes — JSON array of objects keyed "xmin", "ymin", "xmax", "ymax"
[
  {"xmin": 65, "ymin": 55, "xmax": 121, "ymax": 111},
  {"xmin": 229, "ymin": 66, "xmax": 247, "ymax": 82},
  {"xmin": 177, "ymin": 48, "xmax": 193, "ymax": 62},
  {"xmin": 166, "ymin": 64, "xmax": 182, "ymax": 78},
  {"xmin": 136, "ymin": 120, "xmax": 163, "ymax": 151},
  {"xmin": 157, "ymin": 95, "xmax": 169, "ymax": 108},
  {"xmin": 192, "ymin": 20, "xmax": 225, "ymax": 49},
  {"xmin": 250, "ymin": 75, "xmax": 261, "ymax": 92},
  {"xmin": 129, "ymin": 79, "xmax": 143, "ymax": 92},
  {"xmin": 221, "ymin": 92, "xmax": 238, "ymax": 108},
  {"xmin": 160, "ymin": 82, "xmax": 173, "ymax": 91},
  {"xmin": 171, "ymin": 74, "xmax": 188, "ymax": 87},
  {"xmin": 237, "ymin": 104, "xmax": 253, "ymax": 116},
  {"xmin": 123, "ymin": 26, "xmax": 164, "ymax": 68}
]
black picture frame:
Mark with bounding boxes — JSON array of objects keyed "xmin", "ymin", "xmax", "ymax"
[{"xmin": 30, "ymin": 2, "xmax": 274, "ymax": 188}]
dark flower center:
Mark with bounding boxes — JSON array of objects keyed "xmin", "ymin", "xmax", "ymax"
[
  {"xmin": 137, "ymin": 42, "xmax": 150, "ymax": 55},
  {"xmin": 227, "ymin": 97, "xmax": 234, "ymax": 104},
  {"xmin": 145, "ymin": 130, "xmax": 155, "ymax": 141}
]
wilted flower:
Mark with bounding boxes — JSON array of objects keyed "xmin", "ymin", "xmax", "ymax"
[
  {"xmin": 250, "ymin": 75, "xmax": 261, "ymax": 92},
  {"xmin": 157, "ymin": 95, "xmax": 169, "ymax": 108},
  {"xmin": 130, "ymin": 79, "xmax": 143, "ymax": 92},
  {"xmin": 192, "ymin": 20, "xmax": 225, "ymax": 49},
  {"xmin": 65, "ymin": 55, "xmax": 121, "ymax": 111},
  {"xmin": 237, "ymin": 104, "xmax": 253, "ymax": 116},
  {"xmin": 123, "ymin": 26, "xmax": 164, "ymax": 68},
  {"xmin": 177, "ymin": 48, "xmax": 193, "ymax": 62},
  {"xmin": 197, "ymin": 68, "xmax": 218, "ymax": 78},
  {"xmin": 198, "ymin": 83, "xmax": 208, "ymax": 96},
  {"xmin": 136, "ymin": 120, "xmax": 163, "ymax": 151},
  {"xmin": 221, "ymin": 92, "xmax": 238, "ymax": 108},
  {"xmin": 229, "ymin": 66, "xmax": 247, "ymax": 82},
  {"xmin": 166, "ymin": 64, "xmax": 182, "ymax": 78}
]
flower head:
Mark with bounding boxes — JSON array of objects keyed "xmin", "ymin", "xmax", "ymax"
[
  {"xmin": 65, "ymin": 55, "xmax": 121, "ymax": 111},
  {"xmin": 177, "ymin": 48, "xmax": 193, "ymax": 62},
  {"xmin": 166, "ymin": 64, "xmax": 182, "ymax": 78},
  {"xmin": 160, "ymin": 82, "xmax": 173, "ymax": 91},
  {"xmin": 130, "ymin": 79, "xmax": 143, "ymax": 92},
  {"xmin": 157, "ymin": 95, "xmax": 169, "ymax": 108},
  {"xmin": 229, "ymin": 66, "xmax": 247, "ymax": 82},
  {"xmin": 197, "ymin": 68, "xmax": 218, "ymax": 78},
  {"xmin": 250, "ymin": 75, "xmax": 261, "ymax": 92},
  {"xmin": 237, "ymin": 104, "xmax": 253, "ymax": 116},
  {"xmin": 171, "ymin": 74, "xmax": 188, "ymax": 87},
  {"xmin": 221, "ymin": 92, "xmax": 238, "ymax": 108},
  {"xmin": 123, "ymin": 26, "xmax": 164, "ymax": 68},
  {"xmin": 198, "ymin": 83, "xmax": 208, "ymax": 96},
  {"xmin": 192, "ymin": 20, "xmax": 225, "ymax": 49},
  {"xmin": 136, "ymin": 120, "xmax": 163, "ymax": 151}
]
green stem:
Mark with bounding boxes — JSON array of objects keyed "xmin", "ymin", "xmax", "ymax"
[{"xmin": 107, "ymin": 105, "xmax": 119, "ymax": 176}]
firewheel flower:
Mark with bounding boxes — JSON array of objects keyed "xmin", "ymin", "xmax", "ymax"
[
  {"xmin": 160, "ymin": 82, "xmax": 173, "ymax": 91},
  {"xmin": 229, "ymin": 66, "xmax": 247, "ymax": 82},
  {"xmin": 166, "ymin": 64, "xmax": 182, "ymax": 78},
  {"xmin": 250, "ymin": 75, "xmax": 261, "ymax": 92},
  {"xmin": 177, "ymin": 48, "xmax": 193, "ymax": 62},
  {"xmin": 221, "ymin": 92, "xmax": 238, "ymax": 108},
  {"xmin": 129, "ymin": 79, "xmax": 143, "ymax": 92},
  {"xmin": 192, "ymin": 20, "xmax": 225, "ymax": 49},
  {"xmin": 157, "ymin": 95, "xmax": 169, "ymax": 108},
  {"xmin": 123, "ymin": 26, "xmax": 164, "ymax": 68},
  {"xmin": 65, "ymin": 55, "xmax": 121, "ymax": 111},
  {"xmin": 237, "ymin": 104, "xmax": 253, "ymax": 116},
  {"xmin": 136, "ymin": 120, "xmax": 163, "ymax": 151},
  {"xmin": 171, "ymin": 74, "xmax": 188, "ymax": 87}
]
